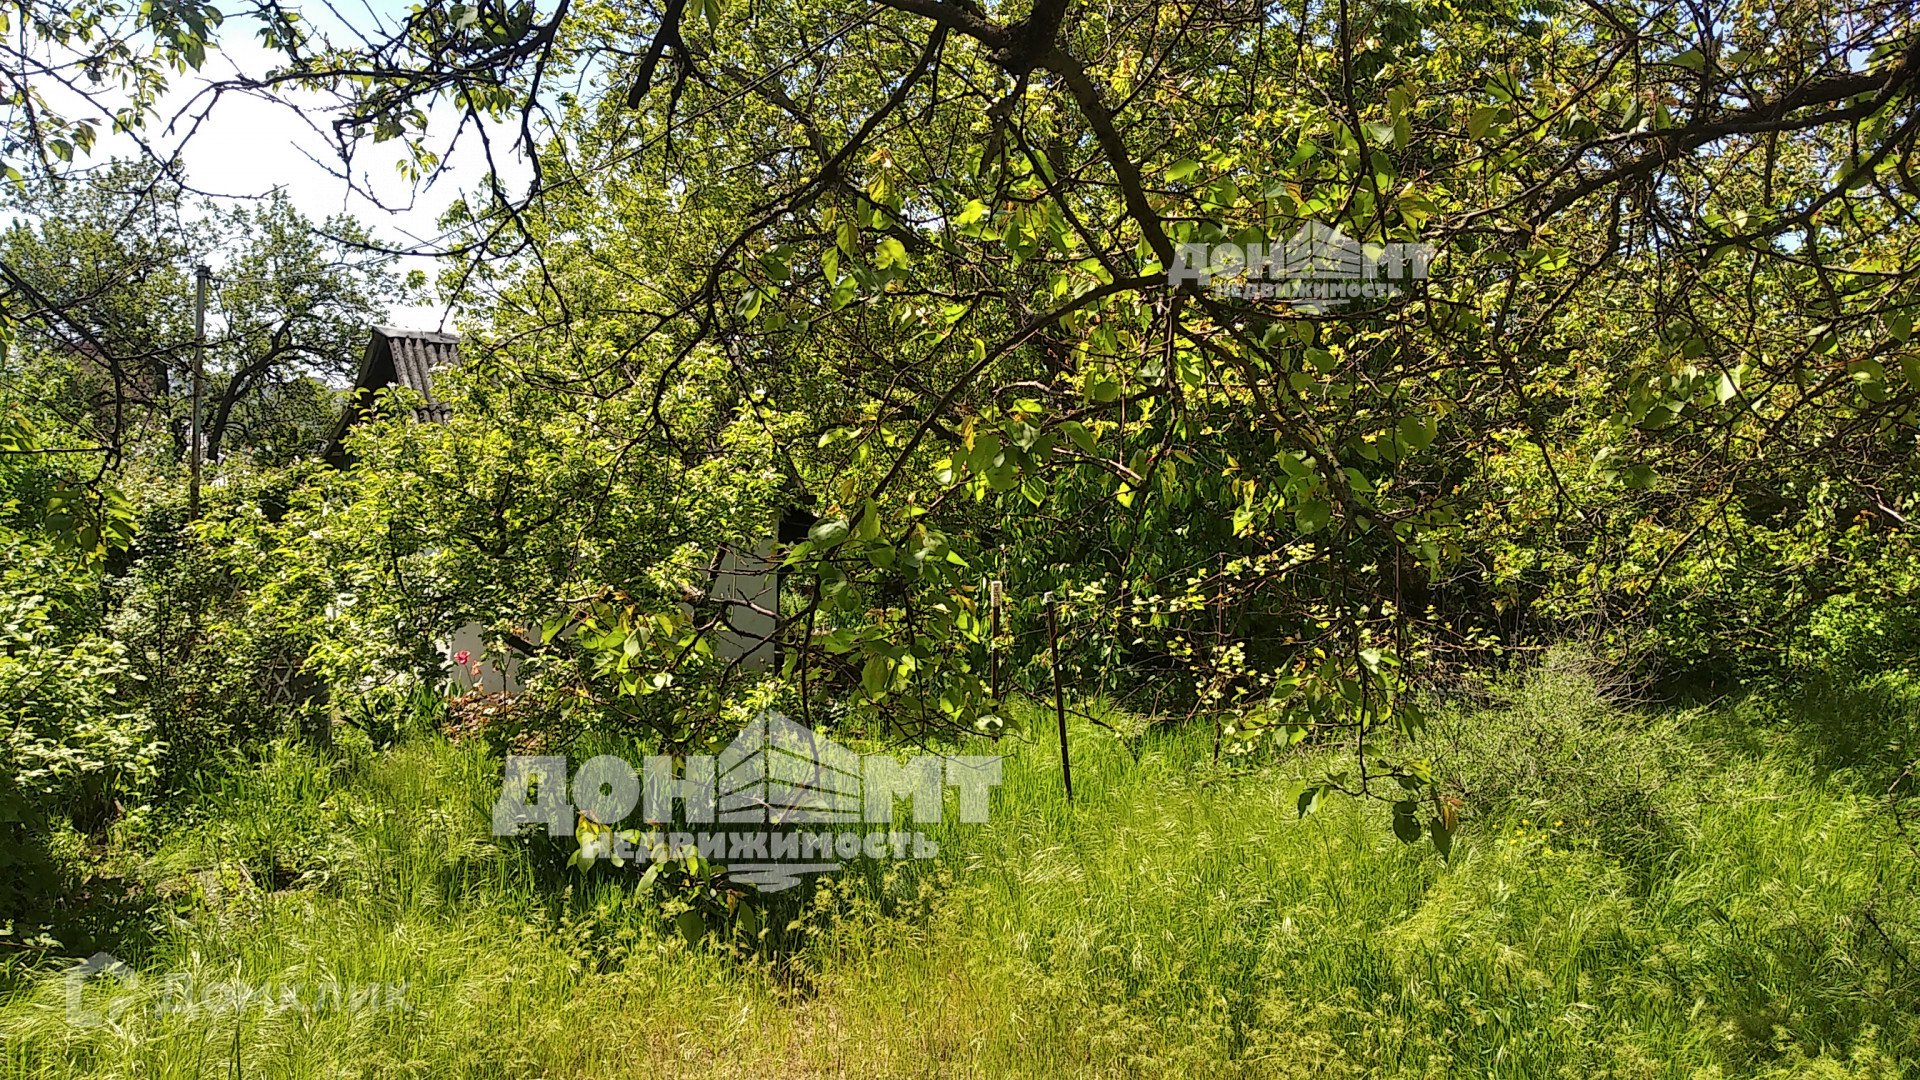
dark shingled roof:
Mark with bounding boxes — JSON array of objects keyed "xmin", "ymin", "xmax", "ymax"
[{"xmin": 323, "ymin": 326, "xmax": 460, "ymax": 467}]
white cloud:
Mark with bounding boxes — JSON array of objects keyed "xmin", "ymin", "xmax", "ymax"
[{"xmin": 47, "ymin": 16, "xmax": 539, "ymax": 331}]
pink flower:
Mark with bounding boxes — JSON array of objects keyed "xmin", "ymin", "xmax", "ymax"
[{"xmin": 453, "ymin": 651, "xmax": 470, "ymax": 665}]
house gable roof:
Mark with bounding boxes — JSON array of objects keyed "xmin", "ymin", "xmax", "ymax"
[{"xmin": 323, "ymin": 326, "xmax": 460, "ymax": 467}]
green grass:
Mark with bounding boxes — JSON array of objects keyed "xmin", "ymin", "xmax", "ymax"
[{"xmin": 3, "ymin": 679, "xmax": 1917, "ymax": 1078}]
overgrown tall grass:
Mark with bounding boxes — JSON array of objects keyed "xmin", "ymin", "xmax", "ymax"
[{"xmin": 4, "ymin": 668, "xmax": 1917, "ymax": 1078}]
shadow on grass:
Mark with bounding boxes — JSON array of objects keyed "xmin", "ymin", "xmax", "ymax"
[
  {"xmin": 1773, "ymin": 673, "xmax": 1920, "ymax": 787},
  {"xmin": 0, "ymin": 824, "xmax": 165, "ymax": 997}
]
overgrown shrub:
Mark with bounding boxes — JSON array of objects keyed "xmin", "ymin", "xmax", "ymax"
[
  {"xmin": 105, "ymin": 515, "xmax": 318, "ymax": 780},
  {"xmin": 1797, "ymin": 593, "xmax": 1920, "ymax": 675},
  {"xmin": 0, "ymin": 537, "xmax": 166, "ymax": 959},
  {"xmin": 0, "ymin": 588, "xmax": 161, "ymax": 830},
  {"xmin": 1424, "ymin": 646, "xmax": 1707, "ymax": 862}
]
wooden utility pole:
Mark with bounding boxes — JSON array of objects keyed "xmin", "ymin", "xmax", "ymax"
[
  {"xmin": 188, "ymin": 264, "xmax": 210, "ymax": 520},
  {"xmin": 1045, "ymin": 591, "xmax": 1072, "ymax": 804}
]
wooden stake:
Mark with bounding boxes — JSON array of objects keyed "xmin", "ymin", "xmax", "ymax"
[
  {"xmin": 1045, "ymin": 591, "xmax": 1072, "ymax": 804},
  {"xmin": 988, "ymin": 578, "xmax": 1003, "ymax": 708},
  {"xmin": 1212, "ymin": 553, "xmax": 1225, "ymax": 765}
]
